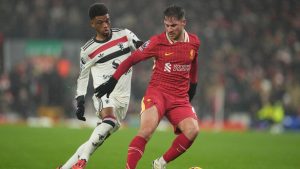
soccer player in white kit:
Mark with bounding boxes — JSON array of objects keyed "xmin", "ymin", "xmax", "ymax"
[{"xmin": 57, "ymin": 3, "xmax": 143, "ymax": 169}]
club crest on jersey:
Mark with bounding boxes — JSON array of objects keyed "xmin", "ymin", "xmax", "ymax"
[
  {"xmin": 190, "ymin": 49, "xmax": 195, "ymax": 60},
  {"xmin": 118, "ymin": 43, "xmax": 124, "ymax": 51},
  {"xmin": 139, "ymin": 40, "xmax": 150, "ymax": 51}
]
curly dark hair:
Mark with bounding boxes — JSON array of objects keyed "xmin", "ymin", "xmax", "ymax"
[{"xmin": 88, "ymin": 3, "xmax": 109, "ymax": 19}]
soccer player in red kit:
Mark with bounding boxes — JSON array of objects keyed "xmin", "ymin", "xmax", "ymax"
[{"xmin": 95, "ymin": 5, "xmax": 200, "ymax": 169}]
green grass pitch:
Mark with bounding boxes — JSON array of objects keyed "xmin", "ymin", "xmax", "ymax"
[{"xmin": 0, "ymin": 125, "xmax": 300, "ymax": 169}]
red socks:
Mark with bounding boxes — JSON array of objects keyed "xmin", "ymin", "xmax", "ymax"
[
  {"xmin": 125, "ymin": 134, "xmax": 193, "ymax": 168},
  {"xmin": 163, "ymin": 134, "xmax": 193, "ymax": 162},
  {"xmin": 126, "ymin": 136, "xmax": 147, "ymax": 169}
]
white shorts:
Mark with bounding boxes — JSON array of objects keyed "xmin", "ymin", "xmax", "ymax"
[{"xmin": 92, "ymin": 95, "xmax": 129, "ymax": 124}]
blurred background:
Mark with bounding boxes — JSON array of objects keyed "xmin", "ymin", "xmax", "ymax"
[{"xmin": 0, "ymin": 0, "xmax": 300, "ymax": 133}]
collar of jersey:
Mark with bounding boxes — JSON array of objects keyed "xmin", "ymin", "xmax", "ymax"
[
  {"xmin": 93, "ymin": 30, "xmax": 113, "ymax": 43},
  {"xmin": 166, "ymin": 29, "xmax": 189, "ymax": 44}
]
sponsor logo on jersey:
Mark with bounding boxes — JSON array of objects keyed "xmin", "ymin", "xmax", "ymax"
[
  {"xmin": 164, "ymin": 63, "xmax": 172, "ymax": 72},
  {"xmin": 103, "ymin": 74, "xmax": 112, "ymax": 80},
  {"xmin": 164, "ymin": 62, "xmax": 191, "ymax": 72},
  {"xmin": 173, "ymin": 64, "xmax": 191, "ymax": 71},
  {"xmin": 112, "ymin": 59, "xmax": 121, "ymax": 69}
]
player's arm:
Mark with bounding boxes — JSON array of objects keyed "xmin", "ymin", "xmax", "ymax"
[
  {"xmin": 188, "ymin": 36, "xmax": 201, "ymax": 102},
  {"xmin": 125, "ymin": 29, "xmax": 144, "ymax": 49},
  {"xmin": 95, "ymin": 39, "xmax": 157, "ymax": 98},
  {"xmin": 75, "ymin": 50, "xmax": 93, "ymax": 121},
  {"xmin": 188, "ymin": 50, "xmax": 199, "ymax": 102}
]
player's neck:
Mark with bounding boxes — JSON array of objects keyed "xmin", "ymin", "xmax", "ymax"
[
  {"xmin": 95, "ymin": 35, "xmax": 109, "ymax": 41},
  {"xmin": 95, "ymin": 31, "xmax": 111, "ymax": 41},
  {"xmin": 176, "ymin": 31, "xmax": 185, "ymax": 42},
  {"xmin": 166, "ymin": 29, "xmax": 187, "ymax": 44}
]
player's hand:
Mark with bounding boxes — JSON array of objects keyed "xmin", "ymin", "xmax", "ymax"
[
  {"xmin": 94, "ymin": 77, "xmax": 118, "ymax": 98},
  {"xmin": 76, "ymin": 105, "xmax": 86, "ymax": 121},
  {"xmin": 75, "ymin": 96, "xmax": 86, "ymax": 121}
]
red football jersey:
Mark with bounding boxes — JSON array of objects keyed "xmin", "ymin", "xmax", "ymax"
[{"xmin": 113, "ymin": 31, "xmax": 200, "ymax": 98}]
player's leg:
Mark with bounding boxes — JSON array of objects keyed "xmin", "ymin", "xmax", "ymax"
[
  {"xmin": 163, "ymin": 117, "xmax": 199, "ymax": 161},
  {"xmin": 72, "ymin": 96, "xmax": 120, "ymax": 169},
  {"xmin": 126, "ymin": 89, "xmax": 165, "ymax": 169},
  {"xmin": 79, "ymin": 108, "xmax": 118, "ymax": 160},
  {"xmin": 71, "ymin": 108, "xmax": 118, "ymax": 169},
  {"xmin": 153, "ymin": 105, "xmax": 199, "ymax": 169},
  {"xmin": 126, "ymin": 105, "xmax": 160, "ymax": 169},
  {"xmin": 59, "ymin": 141, "xmax": 88, "ymax": 169}
]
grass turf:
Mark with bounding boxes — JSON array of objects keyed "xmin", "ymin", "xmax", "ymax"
[{"xmin": 0, "ymin": 125, "xmax": 300, "ymax": 169}]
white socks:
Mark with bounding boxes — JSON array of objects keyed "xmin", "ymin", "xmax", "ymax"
[
  {"xmin": 79, "ymin": 122, "xmax": 113, "ymax": 160},
  {"xmin": 61, "ymin": 122, "xmax": 113, "ymax": 168},
  {"xmin": 61, "ymin": 142, "xmax": 87, "ymax": 169},
  {"xmin": 159, "ymin": 157, "xmax": 167, "ymax": 165}
]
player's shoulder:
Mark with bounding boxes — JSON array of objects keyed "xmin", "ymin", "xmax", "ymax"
[
  {"xmin": 111, "ymin": 27, "xmax": 124, "ymax": 33},
  {"xmin": 187, "ymin": 32, "xmax": 201, "ymax": 45},
  {"xmin": 112, "ymin": 27, "xmax": 133, "ymax": 35},
  {"xmin": 148, "ymin": 33, "xmax": 164, "ymax": 44},
  {"xmin": 81, "ymin": 37, "xmax": 95, "ymax": 51},
  {"xmin": 137, "ymin": 34, "xmax": 158, "ymax": 52},
  {"xmin": 112, "ymin": 27, "xmax": 136, "ymax": 37},
  {"xmin": 145, "ymin": 34, "xmax": 161, "ymax": 47},
  {"xmin": 155, "ymin": 32, "xmax": 166, "ymax": 40}
]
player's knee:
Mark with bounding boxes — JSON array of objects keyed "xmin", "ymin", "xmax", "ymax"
[
  {"xmin": 109, "ymin": 121, "xmax": 120, "ymax": 134},
  {"xmin": 138, "ymin": 127, "xmax": 155, "ymax": 141},
  {"xmin": 102, "ymin": 116, "xmax": 119, "ymax": 134},
  {"xmin": 191, "ymin": 124, "xmax": 200, "ymax": 136},
  {"xmin": 183, "ymin": 124, "xmax": 199, "ymax": 140}
]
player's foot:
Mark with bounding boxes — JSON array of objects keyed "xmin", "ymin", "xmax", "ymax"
[
  {"xmin": 72, "ymin": 159, "xmax": 87, "ymax": 169},
  {"xmin": 56, "ymin": 165, "xmax": 62, "ymax": 169},
  {"xmin": 152, "ymin": 157, "xmax": 166, "ymax": 169}
]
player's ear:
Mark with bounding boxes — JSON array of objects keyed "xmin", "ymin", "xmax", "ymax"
[
  {"xmin": 90, "ymin": 20, "xmax": 95, "ymax": 28},
  {"xmin": 182, "ymin": 19, "xmax": 186, "ymax": 27}
]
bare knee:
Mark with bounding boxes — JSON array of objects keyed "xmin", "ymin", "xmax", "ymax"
[
  {"xmin": 182, "ymin": 124, "xmax": 199, "ymax": 140},
  {"xmin": 138, "ymin": 126, "xmax": 156, "ymax": 141},
  {"xmin": 179, "ymin": 118, "xmax": 200, "ymax": 140},
  {"xmin": 99, "ymin": 107, "xmax": 114, "ymax": 118}
]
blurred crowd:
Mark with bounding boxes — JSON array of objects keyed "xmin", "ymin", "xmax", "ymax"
[{"xmin": 0, "ymin": 0, "xmax": 300, "ymax": 130}]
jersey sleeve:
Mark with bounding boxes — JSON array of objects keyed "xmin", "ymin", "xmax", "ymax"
[
  {"xmin": 190, "ymin": 37, "xmax": 201, "ymax": 83},
  {"xmin": 75, "ymin": 49, "xmax": 92, "ymax": 98},
  {"xmin": 113, "ymin": 37, "xmax": 158, "ymax": 80},
  {"xmin": 125, "ymin": 29, "xmax": 143, "ymax": 50},
  {"xmin": 190, "ymin": 53, "xmax": 198, "ymax": 83}
]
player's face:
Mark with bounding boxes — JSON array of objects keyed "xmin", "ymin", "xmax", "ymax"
[
  {"xmin": 164, "ymin": 16, "xmax": 186, "ymax": 41},
  {"xmin": 91, "ymin": 14, "xmax": 111, "ymax": 39}
]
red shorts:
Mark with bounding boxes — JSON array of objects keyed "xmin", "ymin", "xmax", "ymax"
[{"xmin": 141, "ymin": 87, "xmax": 198, "ymax": 134}]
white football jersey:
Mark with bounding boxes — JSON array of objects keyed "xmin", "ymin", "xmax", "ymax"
[{"xmin": 76, "ymin": 28, "xmax": 141, "ymax": 105}]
